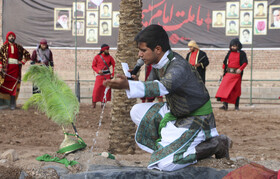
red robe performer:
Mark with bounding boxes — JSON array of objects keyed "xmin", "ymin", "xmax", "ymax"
[
  {"xmin": 92, "ymin": 44, "xmax": 115, "ymax": 108},
  {"xmin": 215, "ymin": 38, "xmax": 248, "ymax": 111},
  {"xmin": 0, "ymin": 31, "xmax": 31, "ymax": 110}
]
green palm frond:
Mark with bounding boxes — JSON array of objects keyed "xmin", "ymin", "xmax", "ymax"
[{"xmin": 23, "ymin": 65, "xmax": 79, "ymax": 126}]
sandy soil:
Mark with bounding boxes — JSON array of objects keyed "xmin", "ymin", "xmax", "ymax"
[{"xmin": 0, "ymin": 103, "xmax": 280, "ymax": 178}]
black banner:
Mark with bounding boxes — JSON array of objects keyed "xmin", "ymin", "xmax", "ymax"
[{"xmin": 2, "ymin": 0, "xmax": 280, "ymax": 48}]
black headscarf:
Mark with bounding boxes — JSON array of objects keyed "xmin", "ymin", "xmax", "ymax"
[{"xmin": 229, "ymin": 38, "xmax": 242, "ymax": 51}]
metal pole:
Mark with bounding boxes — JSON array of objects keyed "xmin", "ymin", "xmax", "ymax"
[
  {"xmin": 249, "ymin": 7, "xmax": 254, "ymax": 106},
  {"xmin": 75, "ymin": 0, "xmax": 78, "ymax": 97}
]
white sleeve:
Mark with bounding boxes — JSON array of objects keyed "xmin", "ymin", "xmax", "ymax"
[{"xmin": 125, "ymin": 80, "xmax": 169, "ymax": 98}]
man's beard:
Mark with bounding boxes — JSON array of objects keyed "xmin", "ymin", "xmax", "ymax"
[
  {"xmin": 104, "ymin": 52, "xmax": 110, "ymax": 55},
  {"xmin": 8, "ymin": 38, "xmax": 15, "ymax": 43}
]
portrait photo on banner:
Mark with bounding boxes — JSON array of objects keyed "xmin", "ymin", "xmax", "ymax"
[
  {"xmin": 113, "ymin": 11, "xmax": 120, "ymax": 28},
  {"xmin": 87, "ymin": 0, "xmax": 98, "ymax": 10},
  {"xmin": 269, "ymin": 5, "xmax": 280, "ymax": 29},
  {"xmin": 100, "ymin": 2, "xmax": 112, "ymax": 18},
  {"xmin": 100, "ymin": 20, "xmax": 112, "ymax": 36},
  {"xmin": 240, "ymin": 10, "xmax": 253, "ymax": 27},
  {"xmin": 72, "ymin": 20, "xmax": 85, "ymax": 36},
  {"xmin": 240, "ymin": 0, "xmax": 253, "ymax": 9},
  {"xmin": 240, "ymin": 28, "xmax": 252, "ymax": 44},
  {"xmin": 254, "ymin": 19, "xmax": 267, "ymax": 35},
  {"xmin": 73, "ymin": 2, "xmax": 85, "ymax": 19},
  {"xmin": 212, "ymin": 11, "xmax": 225, "ymax": 28},
  {"xmin": 226, "ymin": 19, "xmax": 239, "ymax": 36},
  {"xmin": 226, "ymin": 2, "xmax": 240, "ymax": 18},
  {"xmin": 86, "ymin": 28, "xmax": 98, "ymax": 43},
  {"xmin": 54, "ymin": 8, "xmax": 71, "ymax": 30},
  {"xmin": 87, "ymin": 11, "xmax": 98, "ymax": 27},
  {"xmin": 254, "ymin": 1, "xmax": 268, "ymax": 18}
]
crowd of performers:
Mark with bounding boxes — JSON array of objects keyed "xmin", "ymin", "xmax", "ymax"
[
  {"xmin": 0, "ymin": 32, "xmax": 53, "ymax": 109},
  {"xmin": 0, "ymin": 27, "xmax": 247, "ymax": 171}
]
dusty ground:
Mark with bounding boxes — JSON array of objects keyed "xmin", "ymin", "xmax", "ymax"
[{"xmin": 0, "ymin": 102, "xmax": 280, "ymax": 178}]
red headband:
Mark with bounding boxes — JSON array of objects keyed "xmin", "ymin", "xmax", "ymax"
[{"xmin": 101, "ymin": 46, "xmax": 109, "ymax": 51}]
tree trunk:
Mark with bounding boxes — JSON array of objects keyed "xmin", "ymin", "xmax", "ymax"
[{"xmin": 108, "ymin": 0, "xmax": 142, "ymax": 154}]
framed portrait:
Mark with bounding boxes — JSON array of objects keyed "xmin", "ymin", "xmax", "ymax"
[
  {"xmin": 254, "ymin": 19, "xmax": 267, "ymax": 35},
  {"xmin": 226, "ymin": 2, "xmax": 240, "ymax": 18},
  {"xmin": 72, "ymin": 20, "xmax": 85, "ymax": 36},
  {"xmin": 54, "ymin": 8, "xmax": 71, "ymax": 30},
  {"xmin": 240, "ymin": 0, "xmax": 253, "ymax": 9},
  {"xmin": 87, "ymin": 11, "xmax": 98, "ymax": 27},
  {"xmin": 99, "ymin": 20, "xmax": 112, "ymax": 36},
  {"xmin": 240, "ymin": 11, "xmax": 253, "ymax": 27},
  {"xmin": 113, "ymin": 11, "xmax": 120, "ymax": 28},
  {"xmin": 86, "ymin": 28, "xmax": 98, "ymax": 44},
  {"xmin": 100, "ymin": 3, "xmax": 112, "ymax": 19},
  {"xmin": 269, "ymin": 5, "xmax": 280, "ymax": 29},
  {"xmin": 87, "ymin": 0, "xmax": 98, "ymax": 10},
  {"xmin": 212, "ymin": 11, "xmax": 225, "ymax": 28},
  {"xmin": 240, "ymin": 28, "xmax": 252, "ymax": 44},
  {"xmin": 254, "ymin": 1, "xmax": 267, "ymax": 18},
  {"xmin": 226, "ymin": 19, "xmax": 239, "ymax": 36},
  {"xmin": 73, "ymin": 2, "xmax": 85, "ymax": 19}
]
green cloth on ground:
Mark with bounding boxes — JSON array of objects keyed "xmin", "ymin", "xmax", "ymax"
[{"xmin": 36, "ymin": 154, "xmax": 79, "ymax": 167}]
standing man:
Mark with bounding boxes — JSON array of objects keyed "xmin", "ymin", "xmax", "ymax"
[
  {"xmin": 92, "ymin": 44, "xmax": 115, "ymax": 108},
  {"xmin": 103, "ymin": 25, "xmax": 231, "ymax": 171},
  {"xmin": 31, "ymin": 39, "xmax": 53, "ymax": 67},
  {"xmin": 31, "ymin": 39, "xmax": 54, "ymax": 94},
  {"xmin": 216, "ymin": 38, "xmax": 248, "ymax": 111},
  {"xmin": 0, "ymin": 31, "xmax": 31, "ymax": 110},
  {"xmin": 186, "ymin": 40, "xmax": 209, "ymax": 84}
]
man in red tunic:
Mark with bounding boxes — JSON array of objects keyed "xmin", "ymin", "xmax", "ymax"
[
  {"xmin": 92, "ymin": 44, "xmax": 115, "ymax": 108},
  {"xmin": 215, "ymin": 38, "xmax": 248, "ymax": 111},
  {"xmin": 0, "ymin": 31, "xmax": 31, "ymax": 110}
]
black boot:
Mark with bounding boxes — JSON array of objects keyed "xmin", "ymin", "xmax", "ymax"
[
  {"xmin": 10, "ymin": 96, "xmax": 16, "ymax": 110},
  {"xmin": 215, "ymin": 135, "xmax": 233, "ymax": 159},
  {"xmin": 219, "ymin": 102, "xmax": 228, "ymax": 111},
  {"xmin": 235, "ymin": 97, "xmax": 240, "ymax": 111},
  {"xmin": 195, "ymin": 135, "xmax": 232, "ymax": 160}
]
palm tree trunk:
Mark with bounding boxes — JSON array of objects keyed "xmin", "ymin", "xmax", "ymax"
[{"xmin": 108, "ymin": 0, "xmax": 142, "ymax": 154}]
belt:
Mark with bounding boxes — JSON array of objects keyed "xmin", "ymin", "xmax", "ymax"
[
  {"xmin": 102, "ymin": 70, "xmax": 111, "ymax": 74},
  {"xmin": 227, "ymin": 68, "xmax": 237, "ymax": 74},
  {"xmin": 8, "ymin": 58, "xmax": 19, "ymax": 64}
]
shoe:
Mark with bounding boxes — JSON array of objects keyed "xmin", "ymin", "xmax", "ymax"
[
  {"xmin": 219, "ymin": 105, "xmax": 228, "ymax": 111},
  {"xmin": 215, "ymin": 135, "xmax": 233, "ymax": 159},
  {"xmin": 92, "ymin": 102, "xmax": 96, "ymax": 108},
  {"xmin": 10, "ymin": 96, "xmax": 16, "ymax": 110},
  {"xmin": 235, "ymin": 106, "xmax": 239, "ymax": 111}
]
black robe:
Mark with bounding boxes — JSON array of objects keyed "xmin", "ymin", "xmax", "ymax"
[{"xmin": 186, "ymin": 50, "xmax": 209, "ymax": 84}]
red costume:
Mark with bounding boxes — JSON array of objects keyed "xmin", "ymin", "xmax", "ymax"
[
  {"xmin": 0, "ymin": 32, "xmax": 30, "ymax": 99},
  {"xmin": 92, "ymin": 45, "xmax": 115, "ymax": 105},
  {"xmin": 216, "ymin": 38, "xmax": 248, "ymax": 106}
]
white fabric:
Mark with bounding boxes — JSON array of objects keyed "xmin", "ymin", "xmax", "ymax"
[
  {"xmin": 130, "ymin": 102, "xmax": 219, "ymax": 171},
  {"xmin": 152, "ymin": 50, "xmax": 170, "ymax": 69},
  {"xmin": 125, "ymin": 80, "xmax": 169, "ymax": 98},
  {"xmin": 8, "ymin": 58, "xmax": 19, "ymax": 64}
]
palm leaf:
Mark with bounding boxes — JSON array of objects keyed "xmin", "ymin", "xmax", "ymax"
[{"xmin": 22, "ymin": 65, "xmax": 79, "ymax": 126}]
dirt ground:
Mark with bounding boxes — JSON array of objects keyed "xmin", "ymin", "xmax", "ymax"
[{"xmin": 0, "ymin": 102, "xmax": 280, "ymax": 178}]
